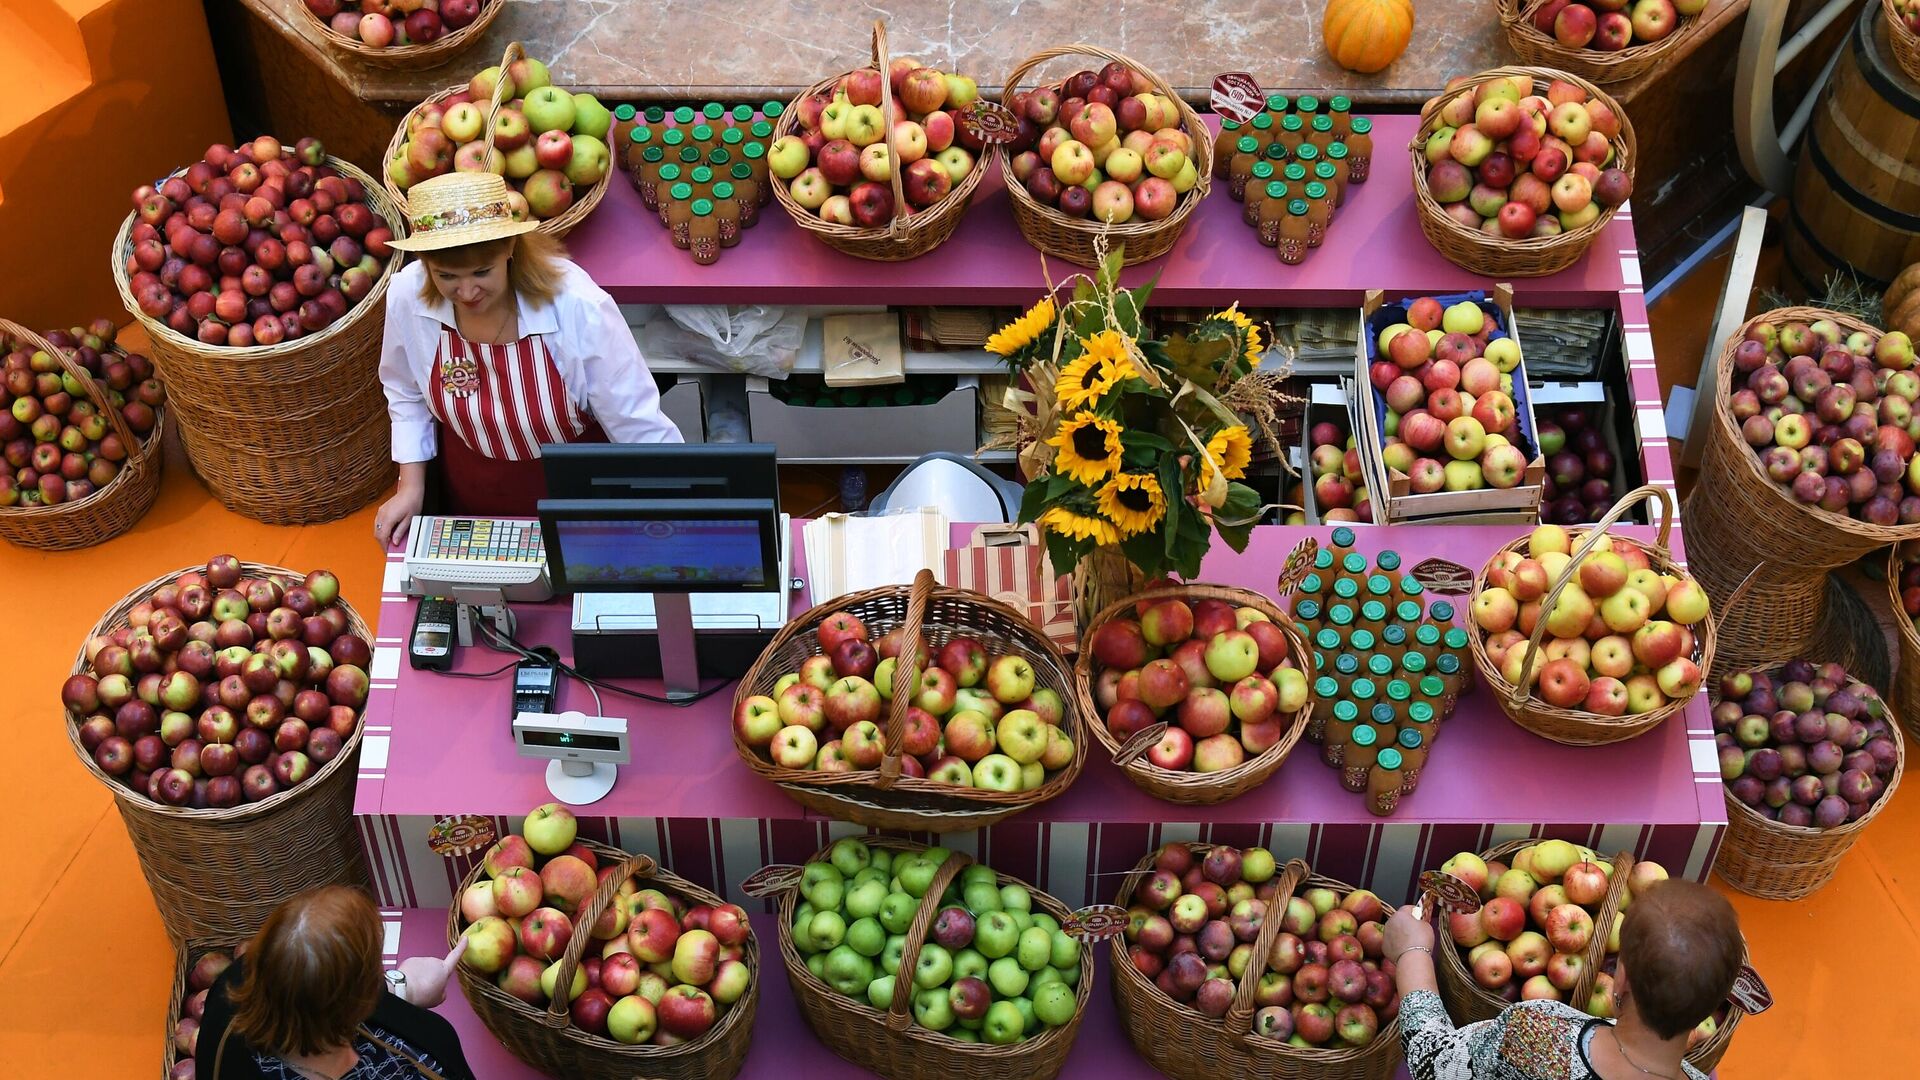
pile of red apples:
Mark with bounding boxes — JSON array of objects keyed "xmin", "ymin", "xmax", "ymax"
[
  {"xmin": 1006, "ymin": 61, "xmax": 1201, "ymax": 224},
  {"xmin": 1370, "ymin": 296, "xmax": 1533, "ymax": 494},
  {"xmin": 303, "ymin": 0, "xmax": 486, "ymax": 48},
  {"xmin": 1, "ymin": 322, "xmax": 163, "ymax": 508},
  {"xmin": 1527, "ymin": 0, "xmax": 1706, "ymax": 53}
]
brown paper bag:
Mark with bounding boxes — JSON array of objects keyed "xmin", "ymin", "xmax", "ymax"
[
  {"xmin": 822, "ymin": 312, "xmax": 905, "ymax": 387},
  {"xmin": 943, "ymin": 524, "xmax": 1078, "ymax": 651}
]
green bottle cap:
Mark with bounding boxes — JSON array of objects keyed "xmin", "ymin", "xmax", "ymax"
[
  {"xmin": 707, "ymin": 148, "xmax": 732, "ymax": 166},
  {"xmin": 1382, "ymin": 625, "xmax": 1408, "ymax": 648},
  {"xmin": 679, "ymin": 146, "xmax": 702, "ymax": 164},
  {"xmin": 1298, "ymin": 95, "xmax": 1321, "ymax": 113},
  {"xmin": 629, "ymin": 125, "xmax": 652, "ymax": 145},
  {"xmin": 657, "ymin": 162, "xmax": 682, "ymax": 182},
  {"xmin": 1237, "ymin": 136, "xmax": 1259, "ymax": 154},
  {"xmin": 1264, "ymin": 143, "xmax": 1288, "ymax": 160},
  {"xmin": 732, "ymin": 162, "xmax": 752, "ymax": 180},
  {"xmin": 1330, "ymin": 605, "xmax": 1355, "ymax": 627},
  {"xmin": 1251, "ymin": 161, "xmax": 1274, "ymax": 180},
  {"xmin": 1376, "ymin": 748, "xmax": 1403, "ymax": 770},
  {"xmin": 1431, "ymin": 601, "xmax": 1456, "ymax": 622},
  {"xmin": 1415, "ymin": 624, "xmax": 1442, "ymax": 647},
  {"xmin": 1395, "ymin": 600, "xmax": 1424, "ymax": 625},
  {"xmin": 1315, "ymin": 675, "xmax": 1341, "ymax": 700},
  {"xmin": 1315, "ymin": 628, "xmax": 1343, "ymax": 652},
  {"xmin": 668, "ymin": 182, "xmax": 692, "ymax": 200},
  {"xmin": 614, "ymin": 104, "xmax": 637, "ymax": 121},
  {"xmin": 1315, "ymin": 162, "xmax": 1338, "ymax": 183},
  {"xmin": 1284, "ymin": 163, "xmax": 1308, "ymax": 183},
  {"xmin": 1266, "ymin": 93, "xmax": 1290, "ymax": 111},
  {"xmin": 1400, "ymin": 575, "xmax": 1424, "ymax": 597},
  {"xmin": 1315, "ymin": 549, "xmax": 1335, "ymax": 569},
  {"xmin": 691, "ymin": 124, "xmax": 716, "ymax": 142},
  {"xmin": 1331, "ymin": 95, "xmax": 1352, "ymax": 113},
  {"xmin": 1409, "ymin": 701, "xmax": 1435, "ymax": 724},
  {"xmin": 1333, "ymin": 701, "xmax": 1360, "ymax": 724},
  {"xmin": 1299, "ymin": 572, "xmax": 1324, "ymax": 594},
  {"xmin": 1386, "ymin": 679, "xmax": 1412, "ymax": 702},
  {"xmin": 1266, "ymin": 181, "xmax": 1289, "ymax": 201},
  {"xmin": 1366, "ymin": 575, "xmax": 1393, "ymax": 597},
  {"xmin": 1351, "ymin": 723, "xmax": 1377, "ymax": 747},
  {"xmin": 1314, "ymin": 650, "xmax": 1326, "ymax": 672},
  {"xmin": 1342, "ymin": 553, "xmax": 1368, "ymax": 575},
  {"xmin": 662, "ymin": 127, "xmax": 686, "ymax": 146},
  {"xmin": 690, "ymin": 166, "xmax": 714, "ymax": 184},
  {"xmin": 1444, "ymin": 628, "xmax": 1471, "ymax": 652},
  {"xmin": 1326, "ymin": 142, "xmax": 1349, "ymax": 161},
  {"xmin": 1251, "ymin": 113, "xmax": 1274, "ymax": 130},
  {"xmin": 1351, "ymin": 117, "xmax": 1372, "ymax": 135},
  {"xmin": 642, "ymin": 144, "xmax": 665, "ymax": 164},
  {"xmin": 1437, "ymin": 653, "xmax": 1463, "ymax": 676},
  {"xmin": 1349, "ymin": 630, "xmax": 1376, "ymax": 653},
  {"xmin": 1311, "ymin": 115, "xmax": 1333, "ymax": 134},
  {"xmin": 1333, "ymin": 579, "xmax": 1360, "ymax": 601},
  {"xmin": 1419, "ymin": 675, "xmax": 1446, "ymax": 699},
  {"xmin": 1282, "ymin": 114, "xmax": 1304, "ymax": 133},
  {"xmin": 1221, "ymin": 117, "xmax": 1241, "ymax": 131},
  {"xmin": 1403, "ymin": 653, "xmax": 1428, "ymax": 676},
  {"xmin": 644, "ymin": 106, "xmax": 666, "ymax": 123},
  {"xmin": 732, "ymin": 104, "xmax": 756, "ymax": 123},
  {"xmin": 763, "ymin": 100, "xmax": 784, "ymax": 117},
  {"xmin": 1366, "ymin": 654, "xmax": 1392, "ymax": 677},
  {"xmin": 1288, "ymin": 198, "xmax": 1311, "ymax": 216},
  {"xmin": 1350, "ymin": 678, "xmax": 1377, "ymax": 701},
  {"xmin": 744, "ymin": 142, "xmax": 767, "ymax": 161},
  {"xmin": 712, "ymin": 181, "xmax": 735, "ymax": 200},
  {"xmin": 673, "ymin": 106, "xmax": 697, "ymax": 124},
  {"xmin": 1371, "ymin": 702, "xmax": 1396, "ymax": 726},
  {"xmin": 1296, "ymin": 143, "xmax": 1321, "ymax": 163},
  {"xmin": 722, "ymin": 127, "xmax": 746, "ymax": 146},
  {"xmin": 1297, "ymin": 599, "xmax": 1323, "ymax": 623},
  {"xmin": 698, "ymin": 102, "xmax": 722, "ymax": 121},
  {"xmin": 691, "ymin": 199, "xmax": 714, "ymax": 216},
  {"xmin": 1361, "ymin": 601, "xmax": 1388, "ymax": 625},
  {"xmin": 751, "ymin": 120, "xmax": 774, "ymax": 139},
  {"xmin": 1332, "ymin": 526, "xmax": 1356, "ymax": 547},
  {"xmin": 1335, "ymin": 654, "xmax": 1361, "ymax": 676},
  {"xmin": 1376, "ymin": 550, "xmax": 1401, "ymax": 572},
  {"xmin": 1398, "ymin": 726, "xmax": 1423, "ymax": 749},
  {"xmin": 1305, "ymin": 181, "xmax": 1328, "ymax": 201}
]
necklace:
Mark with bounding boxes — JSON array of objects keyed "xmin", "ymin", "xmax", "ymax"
[{"xmin": 1612, "ymin": 1028, "xmax": 1680, "ymax": 1080}]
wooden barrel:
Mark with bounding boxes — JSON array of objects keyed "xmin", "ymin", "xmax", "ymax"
[{"xmin": 1786, "ymin": 2, "xmax": 1920, "ymax": 293}]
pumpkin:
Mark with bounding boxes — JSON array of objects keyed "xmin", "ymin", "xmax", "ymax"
[
  {"xmin": 1887, "ymin": 263, "xmax": 1920, "ymax": 337},
  {"xmin": 1323, "ymin": 0, "xmax": 1415, "ymax": 74}
]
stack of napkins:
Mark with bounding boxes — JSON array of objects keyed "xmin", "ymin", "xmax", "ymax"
[
  {"xmin": 1515, "ymin": 307, "xmax": 1613, "ymax": 379},
  {"xmin": 803, "ymin": 507, "xmax": 949, "ymax": 608}
]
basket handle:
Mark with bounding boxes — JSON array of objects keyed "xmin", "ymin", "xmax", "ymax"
[
  {"xmin": 1001, "ymin": 44, "xmax": 1215, "ymax": 182},
  {"xmin": 477, "ymin": 40, "xmax": 527, "ymax": 160},
  {"xmin": 884, "ymin": 847, "xmax": 974, "ymax": 1031},
  {"xmin": 1223, "ymin": 856, "xmax": 1310, "ymax": 1044},
  {"xmin": 875, "ymin": 567, "xmax": 936, "ymax": 786},
  {"xmin": 1506, "ymin": 484, "xmax": 1674, "ymax": 709},
  {"xmin": 0, "ymin": 318, "xmax": 143, "ymax": 464},
  {"xmin": 864, "ymin": 20, "xmax": 913, "ymax": 240},
  {"xmin": 1569, "ymin": 849, "xmax": 1635, "ymax": 1010},
  {"xmin": 543, "ymin": 850, "xmax": 657, "ymax": 1028}
]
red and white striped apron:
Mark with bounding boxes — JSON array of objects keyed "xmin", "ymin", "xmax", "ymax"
[{"xmin": 428, "ymin": 327, "xmax": 605, "ymax": 517}]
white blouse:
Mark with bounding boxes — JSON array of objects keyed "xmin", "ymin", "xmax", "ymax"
[{"xmin": 378, "ymin": 258, "xmax": 681, "ymax": 463}]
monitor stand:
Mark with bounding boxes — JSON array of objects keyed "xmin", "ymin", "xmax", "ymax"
[
  {"xmin": 655, "ymin": 592, "xmax": 699, "ymax": 702},
  {"xmin": 546, "ymin": 758, "xmax": 618, "ymax": 805}
]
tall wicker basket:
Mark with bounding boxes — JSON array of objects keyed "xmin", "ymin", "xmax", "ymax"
[
  {"xmin": 383, "ymin": 41, "xmax": 609, "ymax": 240},
  {"xmin": 999, "ymin": 44, "xmax": 1213, "ymax": 267},
  {"xmin": 0, "ymin": 319, "xmax": 167, "ymax": 550},
  {"xmin": 448, "ymin": 839, "xmax": 758, "ymax": 1080},
  {"xmin": 295, "ymin": 0, "xmax": 503, "ymax": 71},
  {"xmin": 732, "ymin": 568, "xmax": 1085, "ymax": 831},
  {"xmin": 1885, "ymin": 0, "xmax": 1920, "ymax": 83},
  {"xmin": 1430, "ymin": 839, "xmax": 1748, "ymax": 1071},
  {"xmin": 110, "ymin": 154, "xmax": 401, "ymax": 525},
  {"xmin": 768, "ymin": 20, "xmax": 997, "ymax": 261},
  {"xmin": 62, "ymin": 562, "xmax": 371, "ymax": 943},
  {"xmin": 1496, "ymin": 0, "xmax": 1717, "ymax": 84},
  {"xmin": 165, "ymin": 938, "xmax": 237, "ymax": 1078},
  {"xmin": 1888, "ymin": 544, "xmax": 1920, "ymax": 742},
  {"xmin": 1682, "ymin": 307, "xmax": 1918, "ymax": 677},
  {"xmin": 1411, "ymin": 67, "xmax": 1635, "ymax": 277},
  {"xmin": 1073, "ymin": 584, "xmax": 1314, "ymax": 804},
  {"xmin": 1110, "ymin": 847, "xmax": 1402, "ymax": 1080},
  {"xmin": 770, "ymin": 837, "xmax": 1091, "ymax": 1080}
]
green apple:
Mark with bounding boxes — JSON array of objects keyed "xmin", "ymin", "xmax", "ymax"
[
  {"xmin": 913, "ymin": 986, "xmax": 955, "ymax": 1030},
  {"xmin": 1242, "ymin": 847, "xmax": 1277, "ymax": 883},
  {"xmin": 844, "ymin": 878, "xmax": 888, "ymax": 920},
  {"xmin": 868, "ymin": 973, "xmax": 897, "ymax": 1010},
  {"xmin": 1032, "ymin": 979, "xmax": 1076, "ymax": 1026},
  {"xmin": 607, "ymin": 993, "xmax": 657, "ymax": 1043},
  {"xmin": 975, "ymin": 911, "xmax": 1018, "ymax": 959},
  {"xmin": 987, "ymin": 955, "xmax": 1029, "ymax": 997},
  {"xmin": 882, "ymin": 934, "xmax": 908, "ymax": 973},
  {"xmin": 982, "ymin": 1000, "xmax": 1025, "ymax": 1045},
  {"xmin": 807, "ymin": 952, "xmax": 828, "ymax": 980},
  {"xmin": 943, "ymin": 73, "xmax": 979, "ymax": 108},
  {"xmin": 823, "ymin": 944, "xmax": 875, "ymax": 997},
  {"xmin": 952, "ymin": 687, "xmax": 1002, "ymax": 722},
  {"xmin": 949, "ymin": 1027, "xmax": 979, "ymax": 1042},
  {"xmin": 997, "ymin": 710, "xmax": 1049, "ymax": 764},
  {"xmin": 803, "ymin": 876, "xmax": 844, "ymax": 914},
  {"xmin": 852, "ymin": 867, "xmax": 890, "ymax": 889},
  {"xmin": 1016, "ymin": 927, "xmax": 1053, "ymax": 972},
  {"xmin": 971, "ymin": 753, "xmax": 1023, "ymax": 792},
  {"xmin": 808, "ymin": 910, "xmax": 846, "ymax": 951},
  {"xmin": 540, "ymin": 959, "xmax": 586, "ymax": 1002},
  {"xmin": 963, "ymin": 881, "xmax": 1004, "ymax": 915},
  {"xmin": 1009, "ymin": 910, "xmax": 1033, "ymax": 934},
  {"xmin": 879, "ymin": 891, "xmax": 919, "ymax": 934},
  {"xmin": 792, "ymin": 902, "xmax": 816, "ymax": 948},
  {"xmin": 523, "ymin": 86, "xmax": 578, "ymax": 136},
  {"xmin": 999, "ymin": 884, "xmax": 1032, "ymax": 914},
  {"xmin": 1442, "ymin": 301, "xmax": 1486, "ymax": 335},
  {"xmin": 830, "ymin": 837, "xmax": 872, "ymax": 877},
  {"xmin": 896, "ymin": 855, "xmax": 939, "ymax": 898},
  {"xmin": 870, "ymin": 848, "xmax": 893, "ymax": 875},
  {"xmin": 1048, "ymin": 930, "xmax": 1078, "ymax": 970},
  {"xmin": 914, "ymin": 942, "xmax": 953, "ymax": 989},
  {"xmin": 953, "ymin": 947, "xmax": 988, "ymax": 981},
  {"xmin": 1485, "ymin": 337, "xmax": 1521, "ymax": 373},
  {"xmin": 873, "ymin": 657, "xmax": 897, "ymax": 699},
  {"xmin": 1031, "ymin": 913, "xmax": 1060, "ymax": 935},
  {"xmin": 960, "ymin": 864, "xmax": 998, "ymax": 889},
  {"xmin": 1030, "ymin": 966, "xmax": 1064, "ymax": 991},
  {"xmin": 1011, "ymin": 996, "xmax": 1036, "ymax": 1034},
  {"xmin": 1054, "ymin": 957, "xmax": 1082, "ymax": 986},
  {"xmin": 846, "ymin": 916, "xmax": 886, "ymax": 957},
  {"xmin": 1442, "ymin": 459, "xmax": 1484, "ymax": 491},
  {"xmin": 571, "ymin": 92, "xmax": 612, "ymax": 139},
  {"xmin": 773, "ymin": 672, "xmax": 800, "ymax": 696}
]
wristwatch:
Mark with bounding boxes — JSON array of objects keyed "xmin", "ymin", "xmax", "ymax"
[{"xmin": 384, "ymin": 968, "xmax": 409, "ymax": 1000}]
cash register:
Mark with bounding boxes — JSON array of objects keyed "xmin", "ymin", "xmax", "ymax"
[{"xmin": 401, "ymin": 516, "xmax": 553, "ymax": 645}]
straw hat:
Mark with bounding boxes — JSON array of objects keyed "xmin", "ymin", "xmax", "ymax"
[{"xmin": 387, "ymin": 172, "xmax": 539, "ymax": 252}]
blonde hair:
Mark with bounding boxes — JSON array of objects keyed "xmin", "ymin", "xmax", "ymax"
[{"xmin": 417, "ymin": 231, "xmax": 568, "ymax": 306}]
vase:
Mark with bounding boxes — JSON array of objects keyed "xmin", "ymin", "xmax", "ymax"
[{"xmin": 1073, "ymin": 546, "xmax": 1144, "ymax": 629}]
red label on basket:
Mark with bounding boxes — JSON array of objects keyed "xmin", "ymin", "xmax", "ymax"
[
  {"xmin": 957, "ymin": 101, "xmax": 1022, "ymax": 146},
  {"xmin": 740, "ymin": 864, "xmax": 805, "ymax": 898},
  {"xmin": 1113, "ymin": 722, "xmax": 1171, "ymax": 767},
  {"xmin": 1210, "ymin": 73, "xmax": 1264, "ymax": 124},
  {"xmin": 1277, "ymin": 537, "xmax": 1319, "ymax": 595},
  {"xmin": 1061, "ymin": 904, "xmax": 1130, "ymax": 941},
  {"xmin": 1410, "ymin": 558, "xmax": 1475, "ymax": 596},
  {"xmin": 1728, "ymin": 965, "xmax": 1773, "ymax": 1013},
  {"xmin": 1420, "ymin": 870, "xmax": 1483, "ymax": 915}
]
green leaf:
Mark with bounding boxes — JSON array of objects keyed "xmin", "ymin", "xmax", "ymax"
[
  {"xmin": 1121, "ymin": 530, "xmax": 1164, "ymax": 576},
  {"xmin": 1043, "ymin": 528, "xmax": 1081, "ymax": 577},
  {"xmin": 1214, "ymin": 483, "xmax": 1262, "ymax": 552},
  {"xmin": 1122, "ymin": 267, "xmax": 1161, "ymax": 316},
  {"xmin": 1018, "ymin": 476, "xmax": 1052, "ymax": 525},
  {"xmin": 1097, "ymin": 248, "xmax": 1125, "ymax": 296},
  {"xmin": 1120, "ymin": 430, "xmax": 1175, "ymax": 454}
]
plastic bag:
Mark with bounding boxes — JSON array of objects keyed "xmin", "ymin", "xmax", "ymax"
[{"xmin": 641, "ymin": 305, "xmax": 805, "ymax": 378}]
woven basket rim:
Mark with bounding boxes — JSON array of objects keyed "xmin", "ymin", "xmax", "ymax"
[
  {"xmin": 295, "ymin": 0, "xmax": 504, "ymax": 69},
  {"xmin": 1886, "ymin": 546, "xmax": 1920, "ymax": 659},
  {"xmin": 1494, "ymin": 0, "xmax": 1714, "ymax": 83},
  {"xmin": 62, "ymin": 561, "xmax": 370, "ymax": 821}
]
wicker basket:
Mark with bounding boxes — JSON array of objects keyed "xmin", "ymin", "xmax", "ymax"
[
  {"xmin": 0, "ymin": 319, "xmax": 167, "ymax": 550},
  {"xmin": 1886, "ymin": 0, "xmax": 1920, "ymax": 83},
  {"xmin": 1110, "ymin": 847, "xmax": 1401, "ymax": 1079},
  {"xmin": 383, "ymin": 41, "xmax": 609, "ymax": 239},
  {"xmin": 1467, "ymin": 486, "xmax": 1719, "ymax": 746},
  {"xmin": 165, "ymin": 938, "xmax": 237, "ymax": 1078},
  {"xmin": 732, "ymin": 568, "xmax": 1084, "ymax": 831},
  {"xmin": 1073, "ymin": 584, "xmax": 1314, "ymax": 804},
  {"xmin": 1711, "ymin": 665, "xmax": 1907, "ymax": 899},
  {"xmin": 1888, "ymin": 545, "xmax": 1920, "ymax": 742},
  {"xmin": 1430, "ymin": 839, "xmax": 1748, "ymax": 1069},
  {"xmin": 295, "ymin": 0, "xmax": 503, "ymax": 71},
  {"xmin": 109, "ymin": 152, "xmax": 402, "ymax": 525},
  {"xmin": 62, "ymin": 562, "xmax": 371, "ymax": 942},
  {"xmin": 1682, "ymin": 307, "xmax": 1916, "ymax": 676},
  {"xmin": 1496, "ymin": 0, "xmax": 1715, "ymax": 84},
  {"xmin": 1411, "ymin": 67, "xmax": 1635, "ymax": 277},
  {"xmin": 449, "ymin": 838, "xmax": 758, "ymax": 1080},
  {"xmin": 768, "ymin": 21, "xmax": 997, "ymax": 261},
  {"xmin": 999, "ymin": 45, "xmax": 1213, "ymax": 267},
  {"xmin": 771, "ymin": 837, "xmax": 1090, "ymax": 1080}
]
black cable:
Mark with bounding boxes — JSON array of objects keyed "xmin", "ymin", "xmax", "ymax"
[
  {"xmin": 480, "ymin": 609, "xmax": 736, "ymax": 707},
  {"xmin": 428, "ymin": 659, "xmax": 523, "ymax": 679}
]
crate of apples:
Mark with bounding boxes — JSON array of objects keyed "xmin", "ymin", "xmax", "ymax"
[
  {"xmin": 1078, "ymin": 588, "xmax": 1311, "ymax": 803},
  {"xmin": 455, "ymin": 803, "xmax": 758, "ymax": 1059},
  {"xmin": 1470, "ymin": 516, "xmax": 1713, "ymax": 743},
  {"xmin": 1, "ymin": 321, "xmax": 164, "ymax": 510},
  {"xmin": 1537, "ymin": 403, "xmax": 1627, "ymax": 525},
  {"xmin": 1112, "ymin": 843, "xmax": 1401, "ymax": 1066},
  {"xmin": 1306, "ymin": 417, "xmax": 1373, "ymax": 524}
]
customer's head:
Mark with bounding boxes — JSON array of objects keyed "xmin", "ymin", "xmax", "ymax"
[
  {"xmin": 1615, "ymin": 880, "xmax": 1743, "ymax": 1040},
  {"xmin": 227, "ymin": 886, "xmax": 384, "ymax": 1056}
]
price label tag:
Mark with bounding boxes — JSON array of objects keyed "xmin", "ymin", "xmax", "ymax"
[
  {"xmin": 1277, "ymin": 537, "xmax": 1320, "ymax": 595},
  {"xmin": 1419, "ymin": 869, "xmax": 1483, "ymax": 915},
  {"xmin": 1060, "ymin": 904, "xmax": 1131, "ymax": 941},
  {"xmin": 1410, "ymin": 557, "xmax": 1475, "ymax": 596},
  {"xmin": 1729, "ymin": 965, "xmax": 1773, "ymax": 1013},
  {"xmin": 1113, "ymin": 722, "xmax": 1171, "ymax": 767},
  {"xmin": 425, "ymin": 815, "xmax": 495, "ymax": 857},
  {"xmin": 740, "ymin": 864, "xmax": 805, "ymax": 898},
  {"xmin": 1210, "ymin": 73, "xmax": 1264, "ymax": 124},
  {"xmin": 957, "ymin": 101, "xmax": 1022, "ymax": 146}
]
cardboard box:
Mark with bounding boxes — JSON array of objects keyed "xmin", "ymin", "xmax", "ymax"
[
  {"xmin": 1354, "ymin": 286, "xmax": 1545, "ymax": 524},
  {"xmin": 745, "ymin": 376, "xmax": 979, "ymax": 464},
  {"xmin": 660, "ymin": 375, "xmax": 706, "ymax": 442}
]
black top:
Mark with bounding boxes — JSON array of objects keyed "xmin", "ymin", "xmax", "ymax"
[{"xmin": 195, "ymin": 959, "xmax": 476, "ymax": 1080}]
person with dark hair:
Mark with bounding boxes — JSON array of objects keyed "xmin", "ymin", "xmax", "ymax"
[
  {"xmin": 1385, "ymin": 878, "xmax": 1743, "ymax": 1080},
  {"xmin": 196, "ymin": 886, "xmax": 475, "ymax": 1080}
]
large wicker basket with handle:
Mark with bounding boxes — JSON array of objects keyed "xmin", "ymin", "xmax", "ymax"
[
  {"xmin": 1110, "ymin": 846, "xmax": 1402, "ymax": 1080},
  {"xmin": 1495, "ymin": 0, "xmax": 1717, "ymax": 84},
  {"xmin": 1885, "ymin": 0, "xmax": 1920, "ymax": 83},
  {"xmin": 731, "ymin": 567, "xmax": 1085, "ymax": 831},
  {"xmin": 448, "ymin": 837, "xmax": 759, "ymax": 1080},
  {"xmin": 999, "ymin": 44, "xmax": 1213, "ymax": 267},
  {"xmin": 0, "ymin": 319, "xmax": 167, "ymax": 550},
  {"xmin": 1887, "ymin": 544, "xmax": 1920, "ymax": 742},
  {"xmin": 62, "ymin": 562, "xmax": 371, "ymax": 943},
  {"xmin": 295, "ymin": 0, "xmax": 503, "ymax": 72}
]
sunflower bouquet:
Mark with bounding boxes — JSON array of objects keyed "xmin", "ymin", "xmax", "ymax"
[{"xmin": 987, "ymin": 248, "xmax": 1269, "ymax": 593}]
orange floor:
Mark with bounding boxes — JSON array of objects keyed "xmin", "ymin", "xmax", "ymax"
[{"xmin": 4, "ymin": 286, "xmax": 1917, "ymax": 1074}]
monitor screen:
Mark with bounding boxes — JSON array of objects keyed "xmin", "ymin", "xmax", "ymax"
[
  {"xmin": 541, "ymin": 443, "xmax": 778, "ymax": 504},
  {"xmin": 537, "ymin": 498, "xmax": 780, "ymax": 594}
]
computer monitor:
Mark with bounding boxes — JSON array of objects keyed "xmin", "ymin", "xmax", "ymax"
[
  {"xmin": 541, "ymin": 442, "xmax": 778, "ymax": 504},
  {"xmin": 536, "ymin": 498, "xmax": 781, "ymax": 595}
]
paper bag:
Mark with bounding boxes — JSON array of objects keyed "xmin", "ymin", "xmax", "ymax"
[
  {"xmin": 822, "ymin": 312, "xmax": 905, "ymax": 387},
  {"xmin": 944, "ymin": 524, "xmax": 1078, "ymax": 651}
]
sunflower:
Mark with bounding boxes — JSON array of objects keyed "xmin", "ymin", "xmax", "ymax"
[
  {"xmin": 1054, "ymin": 352, "xmax": 1112, "ymax": 412},
  {"xmin": 1039, "ymin": 505, "xmax": 1121, "ymax": 547},
  {"xmin": 1204, "ymin": 425, "xmax": 1254, "ymax": 481},
  {"xmin": 1208, "ymin": 305, "xmax": 1264, "ymax": 365},
  {"xmin": 986, "ymin": 297, "xmax": 1057, "ymax": 357},
  {"xmin": 1047, "ymin": 413, "xmax": 1124, "ymax": 486},
  {"xmin": 1098, "ymin": 472, "xmax": 1168, "ymax": 538}
]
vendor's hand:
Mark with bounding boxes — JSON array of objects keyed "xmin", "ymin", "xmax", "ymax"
[
  {"xmin": 374, "ymin": 486, "xmax": 423, "ymax": 549},
  {"xmin": 1384, "ymin": 905, "xmax": 1437, "ymax": 962},
  {"xmin": 394, "ymin": 934, "xmax": 467, "ymax": 1009}
]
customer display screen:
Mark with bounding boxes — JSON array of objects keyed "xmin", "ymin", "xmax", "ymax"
[{"xmin": 551, "ymin": 519, "xmax": 769, "ymax": 587}]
